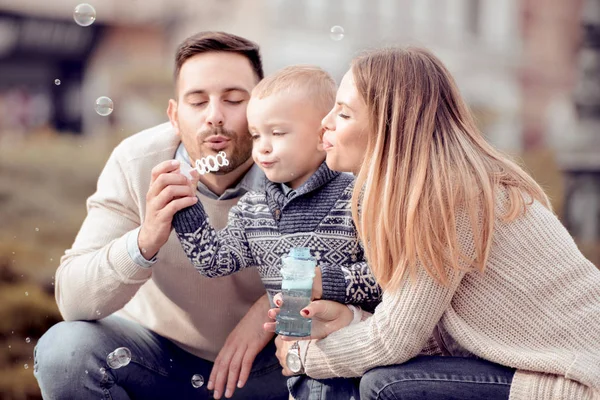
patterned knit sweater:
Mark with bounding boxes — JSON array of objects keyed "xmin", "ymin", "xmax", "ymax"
[
  {"xmin": 302, "ymin": 188, "xmax": 600, "ymax": 400},
  {"xmin": 173, "ymin": 162, "xmax": 381, "ymax": 308}
]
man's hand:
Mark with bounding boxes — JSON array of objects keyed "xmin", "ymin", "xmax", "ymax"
[
  {"xmin": 138, "ymin": 160, "xmax": 197, "ymax": 259},
  {"xmin": 264, "ymin": 295, "xmax": 354, "ymax": 341},
  {"xmin": 208, "ymin": 294, "xmax": 274, "ymax": 399}
]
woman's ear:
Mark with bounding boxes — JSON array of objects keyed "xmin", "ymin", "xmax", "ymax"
[{"xmin": 167, "ymin": 99, "xmax": 180, "ymax": 136}]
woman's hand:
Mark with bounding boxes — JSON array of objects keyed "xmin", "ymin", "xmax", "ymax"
[{"xmin": 263, "ymin": 294, "xmax": 354, "ymax": 341}]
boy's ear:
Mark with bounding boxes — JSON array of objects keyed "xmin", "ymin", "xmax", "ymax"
[{"xmin": 316, "ymin": 127, "xmax": 326, "ymax": 152}]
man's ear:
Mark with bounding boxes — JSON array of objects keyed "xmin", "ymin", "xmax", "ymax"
[{"xmin": 167, "ymin": 99, "xmax": 180, "ymax": 136}]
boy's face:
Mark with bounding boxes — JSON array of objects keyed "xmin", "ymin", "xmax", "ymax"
[{"xmin": 247, "ymin": 90, "xmax": 326, "ymax": 189}]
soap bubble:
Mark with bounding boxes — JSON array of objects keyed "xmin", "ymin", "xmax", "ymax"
[
  {"xmin": 73, "ymin": 4, "xmax": 96, "ymax": 27},
  {"xmin": 25, "ymin": 337, "xmax": 30, "ymax": 343},
  {"xmin": 95, "ymin": 96, "xmax": 114, "ymax": 116},
  {"xmin": 191, "ymin": 374, "xmax": 204, "ymax": 388},
  {"xmin": 106, "ymin": 347, "xmax": 132, "ymax": 369},
  {"xmin": 55, "ymin": 79, "xmax": 61, "ymax": 85},
  {"xmin": 24, "ymin": 364, "xmax": 29, "ymax": 369},
  {"xmin": 25, "ymin": 292, "xmax": 28, "ymax": 296},
  {"xmin": 330, "ymin": 26, "xmax": 345, "ymax": 41},
  {"xmin": 35, "ymin": 227, "xmax": 39, "ymax": 231}
]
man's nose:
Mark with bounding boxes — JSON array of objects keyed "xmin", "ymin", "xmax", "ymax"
[{"xmin": 205, "ymin": 102, "xmax": 224, "ymax": 127}]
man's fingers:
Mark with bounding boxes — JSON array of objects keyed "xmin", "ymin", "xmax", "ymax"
[
  {"xmin": 150, "ymin": 160, "xmax": 181, "ymax": 184},
  {"xmin": 153, "ymin": 184, "xmax": 196, "ymax": 211},
  {"xmin": 148, "ymin": 172, "xmax": 190, "ymax": 198},
  {"xmin": 212, "ymin": 345, "xmax": 235, "ymax": 400},
  {"xmin": 236, "ymin": 348, "xmax": 257, "ymax": 389},
  {"xmin": 224, "ymin": 347, "xmax": 246, "ymax": 398},
  {"xmin": 163, "ymin": 196, "xmax": 198, "ymax": 217}
]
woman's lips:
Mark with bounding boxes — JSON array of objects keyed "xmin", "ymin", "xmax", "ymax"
[{"xmin": 322, "ymin": 140, "xmax": 333, "ymax": 151}]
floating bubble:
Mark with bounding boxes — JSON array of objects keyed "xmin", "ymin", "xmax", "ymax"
[
  {"xmin": 95, "ymin": 96, "xmax": 114, "ymax": 116},
  {"xmin": 35, "ymin": 227, "xmax": 39, "ymax": 232},
  {"xmin": 100, "ymin": 367, "xmax": 106, "ymax": 375},
  {"xmin": 106, "ymin": 347, "xmax": 132, "ymax": 369},
  {"xmin": 25, "ymin": 337, "xmax": 30, "ymax": 343},
  {"xmin": 24, "ymin": 364, "xmax": 29, "ymax": 369},
  {"xmin": 85, "ymin": 370, "xmax": 88, "ymax": 374},
  {"xmin": 96, "ymin": 310, "xmax": 102, "ymax": 316},
  {"xmin": 191, "ymin": 374, "xmax": 204, "ymax": 388},
  {"xmin": 25, "ymin": 292, "xmax": 28, "ymax": 296},
  {"xmin": 73, "ymin": 4, "xmax": 96, "ymax": 27},
  {"xmin": 330, "ymin": 26, "xmax": 345, "ymax": 41},
  {"xmin": 8, "ymin": 345, "xmax": 11, "ymax": 349},
  {"xmin": 55, "ymin": 79, "xmax": 61, "ymax": 85}
]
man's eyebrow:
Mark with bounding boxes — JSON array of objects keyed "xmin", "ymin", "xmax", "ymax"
[{"xmin": 183, "ymin": 87, "xmax": 250, "ymax": 97}]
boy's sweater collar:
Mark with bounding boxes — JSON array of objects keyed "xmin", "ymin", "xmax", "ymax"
[{"xmin": 265, "ymin": 161, "xmax": 340, "ymax": 206}]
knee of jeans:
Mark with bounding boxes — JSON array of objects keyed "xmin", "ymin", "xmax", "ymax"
[
  {"xmin": 34, "ymin": 321, "xmax": 103, "ymax": 390},
  {"xmin": 360, "ymin": 366, "xmax": 411, "ymax": 400}
]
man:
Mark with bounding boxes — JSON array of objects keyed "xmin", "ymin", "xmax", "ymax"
[{"xmin": 33, "ymin": 32, "xmax": 289, "ymax": 400}]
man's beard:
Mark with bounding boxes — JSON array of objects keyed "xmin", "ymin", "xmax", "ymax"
[{"xmin": 190, "ymin": 126, "xmax": 253, "ymax": 174}]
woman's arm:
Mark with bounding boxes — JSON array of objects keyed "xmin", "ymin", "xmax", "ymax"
[{"xmin": 304, "ymin": 265, "xmax": 466, "ymax": 378}]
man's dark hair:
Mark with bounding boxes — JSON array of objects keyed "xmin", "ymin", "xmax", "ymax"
[{"xmin": 174, "ymin": 31, "xmax": 264, "ymax": 82}]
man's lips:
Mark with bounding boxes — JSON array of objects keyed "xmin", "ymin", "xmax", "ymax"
[{"xmin": 203, "ymin": 136, "xmax": 231, "ymax": 151}]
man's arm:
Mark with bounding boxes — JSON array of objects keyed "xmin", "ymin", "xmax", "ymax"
[
  {"xmin": 56, "ymin": 155, "xmax": 195, "ymax": 320},
  {"xmin": 172, "ymin": 200, "xmax": 255, "ymax": 277}
]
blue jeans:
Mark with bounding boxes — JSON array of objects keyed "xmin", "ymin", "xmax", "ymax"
[
  {"xmin": 290, "ymin": 355, "xmax": 514, "ymax": 400},
  {"xmin": 360, "ymin": 355, "xmax": 515, "ymax": 400},
  {"xmin": 33, "ymin": 315, "xmax": 289, "ymax": 399}
]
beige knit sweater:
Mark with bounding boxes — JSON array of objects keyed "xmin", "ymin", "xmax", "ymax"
[
  {"xmin": 55, "ymin": 123, "xmax": 266, "ymax": 361},
  {"xmin": 304, "ymin": 189, "xmax": 600, "ymax": 400}
]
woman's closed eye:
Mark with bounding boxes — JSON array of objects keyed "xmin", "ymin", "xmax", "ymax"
[{"xmin": 338, "ymin": 113, "xmax": 350, "ymax": 120}]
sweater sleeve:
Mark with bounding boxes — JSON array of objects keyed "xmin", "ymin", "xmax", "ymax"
[
  {"xmin": 320, "ymin": 261, "xmax": 382, "ymax": 311},
  {"xmin": 304, "ymin": 210, "xmax": 476, "ymax": 378},
  {"xmin": 172, "ymin": 198, "xmax": 255, "ymax": 277},
  {"xmin": 55, "ymin": 148, "xmax": 153, "ymax": 321}
]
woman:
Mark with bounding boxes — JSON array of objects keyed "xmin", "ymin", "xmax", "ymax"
[{"xmin": 266, "ymin": 47, "xmax": 600, "ymax": 400}]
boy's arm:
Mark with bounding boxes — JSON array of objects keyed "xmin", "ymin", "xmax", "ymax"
[
  {"xmin": 172, "ymin": 199, "xmax": 255, "ymax": 277},
  {"xmin": 318, "ymin": 261, "xmax": 382, "ymax": 310}
]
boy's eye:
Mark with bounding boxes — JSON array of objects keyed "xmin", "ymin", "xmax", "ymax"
[
  {"xmin": 273, "ymin": 131, "xmax": 286, "ymax": 136},
  {"xmin": 226, "ymin": 100, "xmax": 244, "ymax": 104},
  {"xmin": 191, "ymin": 102, "xmax": 207, "ymax": 107}
]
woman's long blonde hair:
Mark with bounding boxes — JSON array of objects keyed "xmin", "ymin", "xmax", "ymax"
[{"xmin": 351, "ymin": 47, "xmax": 550, "ymax": 291}]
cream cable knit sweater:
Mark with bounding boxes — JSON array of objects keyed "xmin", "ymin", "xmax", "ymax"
[{"xmin": 304, "ymin": 189, "xmax": 600, "ymax": 400}]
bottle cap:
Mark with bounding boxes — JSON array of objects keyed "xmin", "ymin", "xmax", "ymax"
[{"xmin": 289, "ymin": 247, "xmax": 311, "ymax": 259}]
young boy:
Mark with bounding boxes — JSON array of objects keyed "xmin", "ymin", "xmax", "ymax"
[{"xmin": 172, "ymin": 66, "xmax": 381, "ymax": 310}]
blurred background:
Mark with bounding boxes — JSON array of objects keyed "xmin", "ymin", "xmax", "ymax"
[{"xmin": 0, "ymin": 0, "xmax": 598, "ymax": 398}]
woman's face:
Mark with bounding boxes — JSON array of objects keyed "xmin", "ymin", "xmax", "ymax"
[{"xmin": 321, "ymin": 69, "xmax": 370, "ymax": 174}]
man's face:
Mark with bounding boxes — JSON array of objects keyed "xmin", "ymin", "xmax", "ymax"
[{"xmin": 168, "ymin": 52, "xmax": 257, "ymax": 173}]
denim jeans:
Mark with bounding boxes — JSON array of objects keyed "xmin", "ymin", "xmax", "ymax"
[
  {"xmin": 33, "ymin": 315, "xmax": 289, "ymax": 399},
  {"xmin": 290, "ymin": 355, "xmax": 514, "ymax": 400},
  {"xmin": 359, "ymin": 355, "xmax": 515, "ymax": 400}
]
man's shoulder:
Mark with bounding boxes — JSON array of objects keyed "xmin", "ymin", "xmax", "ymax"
[{"xmin": 114, "ymin": 122, "xmax": 180, "ymax": 165}]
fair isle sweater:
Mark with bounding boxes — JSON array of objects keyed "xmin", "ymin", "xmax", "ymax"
[
  {"xmin": 173, "ymin": 162, "xmax": 381, "ymax": 308},
  {"xmin": 303, "ymin": 188, "xmax": 600, "ymax": 400}
]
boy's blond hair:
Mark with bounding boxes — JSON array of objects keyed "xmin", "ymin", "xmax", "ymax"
[{"xmin": 251, "ymin": 65, "xmax": 336, "ymax": 116}]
